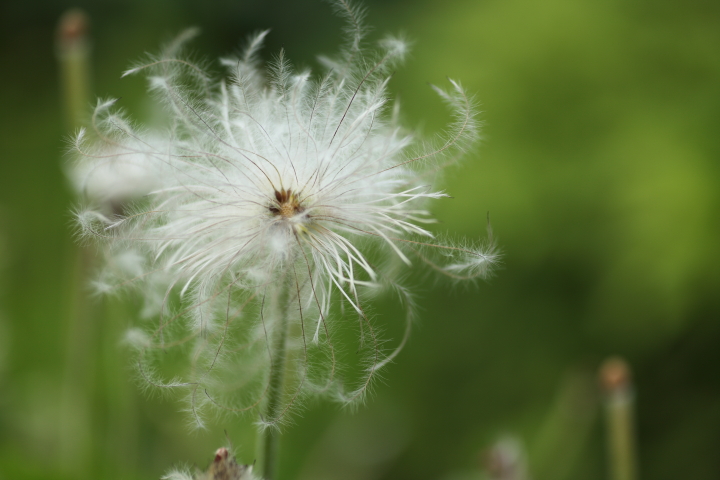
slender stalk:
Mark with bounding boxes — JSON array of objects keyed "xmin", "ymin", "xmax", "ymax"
[
  {"xmin": 56, "ymin": 10, "xmax": 96, "ymax": 476},
  {"xmin": 258, "ymin": 270, "xmax": 293, "ymax": 480},
  {"xmin": 600, "ymin": 357, "xmax": 639, "ymax": 480},
  {"xmin": 56, "ymin": 9, "xmax": 91, "ymax": 130}
]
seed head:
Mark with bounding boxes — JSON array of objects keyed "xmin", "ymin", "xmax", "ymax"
[{"xmin": 73, "ymin": 1, "xmax": 499, "ymax": 428}]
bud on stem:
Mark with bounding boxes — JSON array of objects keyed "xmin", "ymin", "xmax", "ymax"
[
  {"xmin": 56, "ymin": 9, "xmax": 91, "ymax": 130},
  {"xmin": 600, "ymin": 356, "xmax": 639, "ymax": 480}
]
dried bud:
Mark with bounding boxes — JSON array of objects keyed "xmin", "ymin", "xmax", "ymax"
[
  {"xmin": 196, "ymin": 448, "xmax": 256, "ymax": 480},
  {"xmin": 57, "ymin": 9, "xmax": 89, "ymax": 54},
  {"xmin": 162, "ymin": 448, "xmax": 258, "ymax": 480},
  {"xmin": 599, "ymin": 356, "xmax": 632, "ymax": 394}
]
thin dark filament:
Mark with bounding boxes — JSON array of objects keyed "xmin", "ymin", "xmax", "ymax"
[
  {"xmin": 372, "ymin": 86, "xmax": 471, "ymax": 177},
  {"xmin": 329, "ymin": 51, "xmax": 391, "ymax": 147},
  {"xmin": 294, "ymin": 232, "xmax": 337, "ymax": 388},
  {"xmin": 163, "ymin": 84, "xmax": 283, "ymax": 193}
]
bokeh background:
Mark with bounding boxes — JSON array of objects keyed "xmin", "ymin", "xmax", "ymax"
[{"xmin": 1, "ymin": 0, "xmax": 719, "ymax": 479}]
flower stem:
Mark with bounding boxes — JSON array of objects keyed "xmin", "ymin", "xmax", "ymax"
[
  {"xmin": 56, "ymin": 9, "xmax": 91, "ymax": 130},
  {"xmin": 600, "ymin": 357, "xmax": 638, "ymax": 480},
  {"xmin": 259, "ymin": 272, "xmax": 293, "ymax": 480},
  {"xmin": 56, "ymin": 12, "xmax": 96, "ymax": 474}
]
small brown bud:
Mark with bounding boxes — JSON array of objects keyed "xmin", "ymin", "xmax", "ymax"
[
  {"xmin": 57, "ymin": 9, "xmax": 89, "ymax": 52},
  {"xmin": 599, "ymin": 356, "xmax": 632, "ymax": 394}
]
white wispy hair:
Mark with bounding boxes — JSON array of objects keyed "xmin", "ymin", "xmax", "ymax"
[
  {"xmin": 69, "ymin": 102, "xmax": 166, "ymax": 211},
  {"xmin": 73, "ymin": 1, "xmax": 498, "ymax": 428}
]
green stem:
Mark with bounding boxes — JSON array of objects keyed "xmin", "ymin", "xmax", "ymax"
[
  {"xmin": 606, "ymin": 390, "xmax": 638, "ymax": 480},
  {"xmin": 600, "ymin": 357, "xmax": 638, "ymax": 480},
  {"xmin": 56, "ymin": 11, "xmax": 95, "ymax": 475},
  {"xmin": 259, "ymin": 273, "xmax": 292, "ymax": 480},
  {"xmin": 56, "ymin": 9, "xmax": 91, "ymax": 130}
]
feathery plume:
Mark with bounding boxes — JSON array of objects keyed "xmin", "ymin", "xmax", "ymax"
[{"xmin": 72, "ymin": 0, "xmax": 499, "ymax": 429}]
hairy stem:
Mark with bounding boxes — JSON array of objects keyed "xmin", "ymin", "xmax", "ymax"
[{"xmin": 258, "ymin": 270, "xmax": 293, "ymax": 480}]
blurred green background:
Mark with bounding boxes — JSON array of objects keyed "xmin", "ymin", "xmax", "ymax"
[{"xmin": 1, "ymin": 0, "xmax": 719, "ymax": 479}]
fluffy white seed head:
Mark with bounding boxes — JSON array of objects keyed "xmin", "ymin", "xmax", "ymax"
[{"xmin": 72, "ymin": 1, "xmax": 498, "ymax": 428}]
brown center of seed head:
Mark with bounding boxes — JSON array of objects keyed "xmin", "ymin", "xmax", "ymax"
[{"xmin": 270, "ymin": 188, "xmax": 304, "ymax": 218}]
